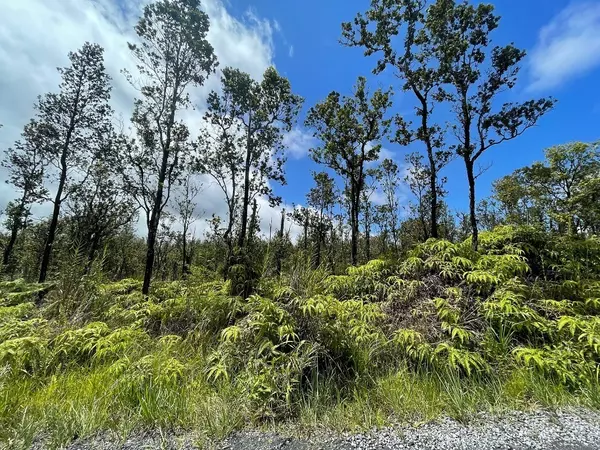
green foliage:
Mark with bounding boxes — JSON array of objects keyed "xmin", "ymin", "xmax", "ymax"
[
  {"xmin": 324, "ymin": 259, "xmax": 392, "ymax": 301},
  {"xmin": 2, "ymin": 225, "xmax": 600, "ymax": 447},
  {"xmin": 0, "ymin": 335, "xmax": 48, "ymax": 375},
  {"xmin": 0, "ymin": 280, "xmax": 52, "ymax": 307},
  {"xmin": 208, "ymin": 295, "xmax": 317, "ymax": 419}
]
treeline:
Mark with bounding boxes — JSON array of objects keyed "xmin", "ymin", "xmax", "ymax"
[{"xmin": 0, "ymin": 0, "xmax": 597, "ymax": 294}]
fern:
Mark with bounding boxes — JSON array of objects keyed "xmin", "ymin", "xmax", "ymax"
[
  {"xmin": 0, "ymin": 336, "xmax": 48, "ymax": 375},
  {"xmin": 433, "ymin": 343, "xmax": 490, "ymax": 376},
  {"xmin": 52, "ymin": 322, "xmax": 111, "ymax": 364}
]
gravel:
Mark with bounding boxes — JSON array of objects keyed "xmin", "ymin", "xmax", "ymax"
[{"xmin": 47, "ymin": 409, "xmax": 600, "ymax": 450}]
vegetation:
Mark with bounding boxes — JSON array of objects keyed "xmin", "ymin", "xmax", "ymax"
[
  {"xmin": 2, "ymin": 228, "xmax": 600, "ymax": 449},
  {"xmin": 1, "ymin": 0, "xmax": 599, "ymax": 449}
]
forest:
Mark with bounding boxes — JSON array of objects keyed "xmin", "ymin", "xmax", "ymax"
[{"xmin": 1, "ymin": 0, "xmax": 599, "ymax": 448}]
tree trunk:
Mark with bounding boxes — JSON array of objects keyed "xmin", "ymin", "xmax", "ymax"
[
  {"xmin": 365, "ymin": 215, "xmax": 371, "ymax": 262},
  {"xmin": 414, "ymin": 86, "xmax": 439, "ymax": 239},
  {"xmin": 391, "ymin": 222, "xmax": 398, "ymax": 254},
  {"xmin": 276, "ymin": 209, "xmax": 284, "ymax": 276},
  {"xmin": 303, "ymin": 215, "xmax": 309, "ymax": 252},
  {"xmin": 142, "ymin": 149, "xmax": 169, "ymax": 295},
  {"xmin": 351, "ymin": 213, "xmax": 359, "ymax": 265},
  {"xmin": 380, "ymin": 229, "xmax": 387, "ymax": 255},
  {"xmin": 350, "ymin": 186, "xmax": 359, "ymax": 266},
  {"xmin": 238, "ymin": 115, "xmax": 253, "ymax": 250},
  {"xmin": 314, "ymin": 223, "xmax": 322, "ymax": 269},
  {"xmin": 39, "ymin": 164, "xmax": 68, "ymax": 285},
  {"xmin": 2, "ymin": 223, "xmax": 19, "ymax": 268},
  {"xmin": 428, "ymin": 153, "xmax": 439, "ymax": 239},
  {"xmin": 420, "ymin": 210, "xmax": 428, "ymax": 242},
  {"xmin": 314, "ymin": 208, "xmax": 324, "ymax": 269},
  {"xmin": 181, "ymin": 229, "xmax": 188, "ymax": 277},
  {"xmin": 85, "ymin": 233, "xmax": 101, "ymax": 274},
  {"xmin": 143, "ymin": 215, "xmax": 158, "ymax": 295},
  {"xmin": 465, "ymin": 158, "xmax": 479, "ymax": 251},
  {"xmin": 328, "ymin": 225, "xmax": 335, "ymax": 273},
  {"xmin": 223, "ymin": 237, "xmax": 233, "ymax": 280}
]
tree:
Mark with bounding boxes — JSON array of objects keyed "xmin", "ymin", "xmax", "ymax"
[
  {"xmin": 476, "ymin": 198, "xmax": 501, "ymax": 232},
  {"xmin": 176, "ymin": 173, "xmax": 201, "ymax": 276},
  {"xmin": 66, "ymin": 132, "xmax": 137, "ymax": 272},
  {"xmin": 290, "ymin": 206, "xmax": 313, "ymax": 253},
  {"xmin": 211, "ymin": 67, "xmax": 302, "ymax": 255},
  {"xmin": 123, "ymin": 0, "xmax": 217, "ymax": 295},
  {"xmin": 375, "ymin": 158, "xmax": 401, "ymax": 252},
  {"xmin": 343, "ymin": 0, "xmax": 452, "ymax": 239},
  {"xmin": 505, "ymin": 142, "xmax": 600, "ymax": 234},
  {"xmin": 306, "ymin": 76, "xmax": 392, "ymax": 265},
  {"xmin": 35, "ymin": 42, "xmax": 113, "ymax": 284},
  {"xmin": 274, "ymin": 208, "xmax": 286, "ymax": 276},
  {"xmin": 424, "ymin": 0, "xmax": 555, "ymax": 250},
  {"xmin": 359, "ymin": 168, "xmax": 379, "ymax": 262},
  {"xmin": 196, "ymin": 79, "xmax": 245, "ymax": 276},
  {"xmin": 404, "ymin": 151, "xmax": 437, "ymax": 241},
  {"xmin": 1, "ymin": 123, "xmax": 48, "ymax": 269},
  {"xmin": 493, "ymin": 172, "xmax": 541, "ymax": 226},
  {"xmin": 306, "ymin": 171, "xmax": 336, "ymax": 268}
]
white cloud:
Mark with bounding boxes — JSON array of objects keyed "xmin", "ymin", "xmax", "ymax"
[
  {"xmin": 163, "ymin": 176, "xmax": 302, "ymax": 241},
  {"xmin": 289, "ymin": 45, "xmax": 294, "ymax": 58},
  {"xmin": 529, "ymin": 2, "xmax": 600, "ymax": 91},
  {"xmin": 0, "ymin": 0, "xmax": 287, "ymax": 237},
  {"xmin": 282, "ymin": 127, "xmax": 316, "ymax": 160},
  {"xmin": 377, "ymin": 146, "xmax": 396, "ymax": 162},
  {"xmin": 363, "ymin": 143, "xmax": 397, "ymax": 167}
]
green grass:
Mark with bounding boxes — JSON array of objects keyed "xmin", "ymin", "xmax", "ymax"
[{"xmin": 3, "ymin": 361, "xmax": 598, "ymax": 449}]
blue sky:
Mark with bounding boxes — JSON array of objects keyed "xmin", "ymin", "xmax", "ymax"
[
  {"xmin": 230, "ymin": 0, "xmax": 600, "ymax": 214},
  {"xmin": 1, "ymin": 0, "xmax": 600, "ymax": 236}
]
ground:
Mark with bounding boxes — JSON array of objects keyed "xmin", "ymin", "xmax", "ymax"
[{"xmin": 39, "ymin": 409, "xmax": 600, "ymax": 450}]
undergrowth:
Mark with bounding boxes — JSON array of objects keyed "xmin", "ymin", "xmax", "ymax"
[{"xmin": 2, "ymin": 226, "xmax": 600, "ymax": 449}]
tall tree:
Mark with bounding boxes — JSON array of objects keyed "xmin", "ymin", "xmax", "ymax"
[
  {"xmin": 66, "ymin": 131, "xmax": 137, "ymax": 272},
  {"xmin": 290, "ymin": 206, "xmax": 313, "ymax": 253},
  {"xmin": 404, "ymin": 151, "xmax": 449, "ymax": 241},
  {"xmin": 306, "ymin": 171, "xmax": 336, "ymax": 268},
  {"xmin": 176, "ymin": 173, "xmax": 201, "ymax": 276},
  {"xmin": 375, "ymin": 158, "xmax": 401, "ymax": 252},
  {"xmin": 197, "ymin": 80, "xmax": 245, "ymax": 276},
  {"xmin": 35, "ymin": 42, "xmax": 112, "ymax": 284},
  {"xmin": 425, "ymin": 0, "xmax": 555, "ymax": 250},
  {"xmin": 124, "ymin": 0, "xmax": 217, "ymax": 295},
  {"xmin": 306, "ymin": 77, "xmax": 392, "ymax": 265},
  {"xmin": 209, "ymin": 67, "xmax": 302, "ymax": 255},
  {"xmin": 1, "ymin": 123, "xmax": 48, "ymax": 269},
  {"xmin": 342, "ymin": 0, "xmax": 450, "ymax": 239}
]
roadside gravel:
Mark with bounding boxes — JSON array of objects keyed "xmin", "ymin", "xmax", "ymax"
[{"xmin": 52, "ymin": 408, "xmax": 600, "ymax": 450}]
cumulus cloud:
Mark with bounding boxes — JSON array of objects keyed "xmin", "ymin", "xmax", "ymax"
[
  {"xmin": 529, "ymin": 2, "xmax": 600, "ymax": 91},
  {"xmin": 0, "ymin": 0, "xmax": 291, "ymax": 237},
  {"xmin": 282, "ymin": 127, "xmax": 316, "ymax": 160}
]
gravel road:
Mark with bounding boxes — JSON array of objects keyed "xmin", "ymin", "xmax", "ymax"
[{"xmin": 51, "ymin": 409, "xmax": 600, "ymax": 450}]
